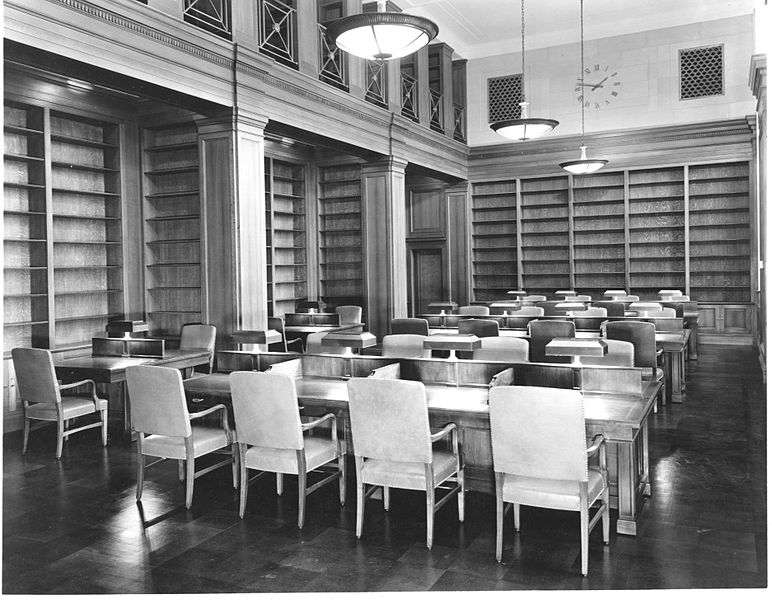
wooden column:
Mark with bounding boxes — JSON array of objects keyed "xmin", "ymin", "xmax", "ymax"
[
  {"xmin": 196, "ymin": 111, "xmax": 270, "ymax": 341},
  {"xmin": 361, "ymin": 158, "xmax": 409, "ymax": 338},
  {"xmin": 297, "ymin": 0, "xmax": 320, "ymax": 77},
  {"xmin": 415, "ymin": 45, "xmax": 430, "ymax": 127},
  {"xmin": 439, "ymin": 43, "xmax": 455, "ymax": 137},
  {"xmin": 447, "ymin": 182, "xmax": 470, "ymax": 308}
]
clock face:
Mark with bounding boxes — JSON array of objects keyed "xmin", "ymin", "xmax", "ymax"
[{"xmin": 575, "ymin": 63, "xmax": 620, "ymax": 109}]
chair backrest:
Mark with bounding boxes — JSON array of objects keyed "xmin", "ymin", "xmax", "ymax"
[
  {"xmin": 629, "ymin": 302, "xmax": 662, "ymax": 315},
  {"xmin": 604, "ymin": 289, "xmax": 627, "ymax": 298},
  {"xmin": 579, "ymin": 339, "xmax": 635, "ymax": 367},
  {"xmin": 489, "ymin": 302, "xmax": 521, "ymax": 315},
  {"xmin": 555, "ymin": 302, "xmax": 586, "ymax": 313},
  {"xmin": 381, "ymin": 334, "xmax": 431, "ymax": 358},
  {"xmin": 472, "ymin": 337, "xmax": 529, "ymax": 362},
  {"xmin": 267, "ymin": 316, "xmax": 288, "ymax": 352},
  {"xmin": 489, "ymin": 385, "xmax": 588, "ymax": 482},
  {"xmin": 592, "ymin": 301, "xmax": 625, "ymax": 317},
  {"xmin": 230, "ymin": 371, "xmax": 303, "ymax": 450},
  {"xmin": 618, "ymin": 295, "xmax": 639, "ymax": 302},
  {"xmin": 11, "ymin": 347, "xmax": 60, "ymax": 406},
  {"xmin": 304, "ymin": 331, "xmax": 347, "ymax": 354},
  {"xmin": 604, "ymin": 320, "xmax": 657, "ymax": 369},
  {"xmin": 458, "ymin": 318, "xmax": 499, "ymax": 338},
  {"xmin": 527, "ymin": 319, "xmax": 576, "ymax": 363},
  {"xmin": 458, "ymin": 305, "xmax": 489, "ymax": 316},
  {"xmin": 643, "ymin": 308, "xmax": 677, "ymax": 318},
  {"xmin": 574, "ymin": 306, "xmax": 607, "ymax": 317},
  {"xmin": 179, "ymin": 323, "xmax": 216, "ymax": 352},
  {"xmin": 125, "ymin": 365, "xmax": 191, "ymax": 438},
  {"xmin": 522, "ymin": 295, "xmax": 547, "ymax": 304},
  {"xmin": 509, "ymin": 306, "xmax": 544, "ymax": 317},
  {"xmin": 659, "ymin": 302, "xmax": 685, "ymax": 317},
  {"xmin": 336, "ymin": 305, "xmax": 362, "ymax": 325},
  {"xmin": 572, "ymin": 294, "xmax": 592, "ymax": 302},
  {"xmin": 347, "ymin": 377, "xmax": 431, "ymax": 463},
  {"xmin": 390, "ymin": 318, "xmax": 430, "ymax": 336}
]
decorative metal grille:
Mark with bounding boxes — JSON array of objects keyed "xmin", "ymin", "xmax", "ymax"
[
  {"xmin": 401, "ymin": 73, "xmax": 418, "ymax": 121},
  {"xmin": 258, "ymin": 0, "xmax": 298, "ymax": 68},
  {"xmin": 183, "ymin": 0, "xmax": 231, "ymax": 39},
  {"xmin": 429, "ymin": 89, "xmax": 443, "ymax": 133},
  {"xmin": 680, "ymin": 45, "xmax": 723, "ymax": 99},
  {"xmin": 318, "ymin": 24, "xmax": 348, "ymax": 90},
  {"xmin": 488, "ymin": 74, "xmax": 523, "ymax": 122},
  {"xmin": 365, "ymin": 61, "xmax": 387, "ymax": 107},
  {"xmin": 453, "ymin": 104, "xmax": 466, "ymax": 142}
]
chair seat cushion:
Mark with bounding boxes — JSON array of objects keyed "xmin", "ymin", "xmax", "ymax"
[
  {"xmin": 501, "ymin": 467, "xmax": 605, "ymax": 511},
  {"xmin": 26, "ymin": 394, "xmax": 106, "ymax": 421},
  {"xmin": 142, "ymin": 425, "xmax": 229, "ymax": 460},
  {"xmin": 360, "ymin": 450, "xmax": 458, "ymax": 491},
  {"xmin": 244, "ymin": 436, "xmax": 339, "ymax": 474}
]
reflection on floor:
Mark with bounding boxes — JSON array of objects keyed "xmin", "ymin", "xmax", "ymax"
[{"xmin": 2, "ymin": 345, "xmax": 766, "ymax": 592}]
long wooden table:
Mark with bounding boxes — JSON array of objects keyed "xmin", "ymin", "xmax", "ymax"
[
  {"xmin": 183, "ymin": 358, "xmax": 659, "ymax": 536},
  {"xmin": 55, "ymin": 348, "xmax": 213, "ymax": 432}
]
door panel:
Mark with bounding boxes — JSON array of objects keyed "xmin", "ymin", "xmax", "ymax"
[{"xmin": 412, "ymin": 248, "xmax": 444, "ymax": 315}]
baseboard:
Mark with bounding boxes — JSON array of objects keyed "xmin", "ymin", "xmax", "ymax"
[{"xmin": 699, "ymin": 334, "xmax": 755, "ymax": 346}]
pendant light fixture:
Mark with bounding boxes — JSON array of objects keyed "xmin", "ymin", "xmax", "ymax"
[
  {"xmin": 490, "ymin": 0, "xmax": 558, "ymax": 141},
  {"xmin": 327, "ymin": 0, "xmax": 439, "ymax": 61},
  {"xmin": 560, "ymin": 0, "xmax": 608, "ymax": 174}
]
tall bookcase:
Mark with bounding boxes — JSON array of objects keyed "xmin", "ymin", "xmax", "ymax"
[
  {"xmin": 142, "ymin": 123, "xmax": 201, "ymax": 337},
  {"xmin": 4, "ymin": 101, "xmax": 123, "ymax": 352},
  {"xmin": 265, "ymin": 157, "xmax": 307, "ymax": 317},
  {"xmin": 470, "ymin": 180, "xmax": 518, "ymax": 301},
  {"xmin": 318, "ymin": 164, "xmax": 364, "ymax": 309},
  {"xmin": 519, "ymin": 176, "xmax": 571, "ymax": 294},
  {"xmin": 571, "ymin": 171, "xmax": 626, "ymax": 298}
]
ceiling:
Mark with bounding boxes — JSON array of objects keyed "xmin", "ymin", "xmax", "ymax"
[{"xmin": 399, "ymin": 0, "xmax": 757, "ymax": 59}]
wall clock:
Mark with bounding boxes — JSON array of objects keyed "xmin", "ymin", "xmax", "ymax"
[{"xmin": 575, "ymin": 63, "xmax": 620, "ymax": 109}]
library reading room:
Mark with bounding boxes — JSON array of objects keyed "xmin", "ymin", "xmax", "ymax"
[{"xmin": 2, "ymin": 0, "xmax": 769, "ymax": 594}]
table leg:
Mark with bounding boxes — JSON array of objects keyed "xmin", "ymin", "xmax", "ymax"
[{"xmin": 615, "ymin": 442, "xmax": 640, "ymax": 536}]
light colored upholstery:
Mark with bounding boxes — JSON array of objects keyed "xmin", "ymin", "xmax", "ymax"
[
  {"xmin": 336, "ymin": 305, "xmax": 363, "ymax": 325},
  {"xmin": 179, "ymin": 323, "xmax": 216, "ymax": 375},
  {"xmin": 390, "ymin": 318, "xmax": 430, "ymax": 336},
  {"xmin": 579, "ymin": 339, "xmax": 635, "ymax": 367},
  {"xmin": 572, "ymin": 307, "xmax": 607, "ymax": 317},
  {"xmin": 521, "ymin": 295, "xmax": 547, "ymax": 304},
  {"xmin": 555, "ymin": 302, "xmax": 586, "ymax": 313},
  {"xmin": 458, "ymin": 305, "xmax": 490, "ymax": 316},
  {"xmin": 642, "ymin": 308, "xmax": 677, "ymax": 318},
  {"xmin": 12, "ymin": 347, "xmax": 108, "ymax": 460},
  {"xmin": 458, "ymin": 318, "xmax": 499, "ymax": 338},
  {"xmin": 604, "ymin": 290, "xmax": 627, "ymax": 298},
  {"xmin": 126, "ymin": 365, "xmax": 234, "ymax": 509},
  {"xmin": 508, "ymin": 306, "xmax": 544, "ymax": 317},
  {"xmin": 572, "ymin": 294, "xmax": 592, "ymax": 302},
  {"xmin": 381, "ymin": 334, "xmax": 431, "ymax": 358},
  {"xmin": 489, "ymin": 385, "xmax": 610, "ymax": 576},
  {"xmin": 346, "ymin": 377, "xmax": 464, "ymax": 549},
  {"xmin": 268, "ymin": 316, "xmax": 303, "ymax": 352},
  {"xmin": 305, "ymin": 332, "xmax": 347, "ymax": 354},
  {"xmin": 489, "ymin": 302, "xmax": 521, "ymax": 315},
  {"xmin": 629, "ymin": 302, "xmax": 663, "ymax": 316},
  {"xmin": 230, "ymin": 371, "xmax": 345, "ymax": 527},
  {"xmin": 472, "ymin": 337, "xmax": 529, "ymax": 362}
]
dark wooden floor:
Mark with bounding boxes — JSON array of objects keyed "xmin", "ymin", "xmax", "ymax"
[{"xmin": 2, "ymin": 344, "xmax": 767, "ymax": 593}]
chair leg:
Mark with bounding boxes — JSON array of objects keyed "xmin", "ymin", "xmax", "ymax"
[
  {"xmin": 185, "ymin": 457, "xmax": 195, "ymax": 509},
  {"xmin": 383, "ymin": 486, "xmax": 390, "ymax": 511},
  {"xmin": 231, "ymin": 443, "xmax": 239, "ymax": 489},
  {"xmin": 580, "ymin": 487, "xmax": 590, "ymax": 577},
  {"xmin": 355, "ymin": 457, "xmax": 365, "ymax": 539},
  {"xmin": 338, "ymin": 452, "xmax": 346, "ymax": 506},
  {"xmin": 276, "ymin": 473, "xmax": 283, "ymax": 496},
  {"xmin": 297, "ymin": 470, "xmax": 307, "ymax": 529},
  {"xmin": 178, "ymin": 460, "xmax": 185, "ymax": 482},
  {"xmin": 22, "ymin": 415, "xmax": 30, "ymax": 455},
  {"xmin": 135, "ymin": 436, "xmax": 145, "ymax": 502},
  {"xmin": 457, "ymin": 468, "xmax": 465, "ymax": 522},
  {"xmin": 100, "ymin": 409, "xmax": 108, "ymax": 447},
  {"xmin": 55, "ymin": 418, "xmax": 64, "ymax": 460},
  {"xmin": 602, "ymin": 486, "xmax": 610, "ymax": 544},
  {"xmin": 425, "ymin": 484, "xmax": 435, "ymax": 550},
  {"xmin": 495, "ymin": 472, "xmax": 504, "ymax": 562},
  {"xmin": 514, "ymin": 503, "xmax": 521, "ymax": 532},
  {"xmin": 238, "ymin": 444, "xmax": 248, "ymax": 519}
]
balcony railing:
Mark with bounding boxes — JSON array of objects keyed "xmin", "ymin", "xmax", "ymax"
[
  {"xmin": 183, "ymin": 0, "xmax": 231, "ymax": 39},
  {"xmin": 365, "ymin": 61, "xmax": 387, "ymax": 108},
  {"xmin": 429, "ymin": 89, "xmax": 443, "ymax": 133},
  {"xmin": 319, "ymin": 23, "xmax": 348, "ymax": 91},
  {"xmin": 453, "ymin": 103, "xmax": 466, "ymax": 142},
  {"xmin": 258, "ymin": 0, "xmax": 297, "ymax": 68},
  {"xmin": 400, "ymin": 73, "xmax": 418, "ymax": 121}
]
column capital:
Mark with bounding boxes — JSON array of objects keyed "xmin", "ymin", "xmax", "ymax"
[
  {"xmin": 195, "ymin": 110, "xmax": 269, "ymax": 137},
  {"xmin": 361, "ymin": 156, "xmax": 409, "ymax": 174}
]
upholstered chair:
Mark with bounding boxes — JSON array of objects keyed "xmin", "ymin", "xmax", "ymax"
[
  {"xmin": 335, "ymin": 305, "xmax": 363, "ymax": 325},
  {"xmin": 604, "ymin": 320, "xmax": 665, "ymax": 407},
  {"xmin": 230, "ymin": 371, "xmax": 345, "ymax": 527},
  {"xmin": 346, "ymin": 377, "xmax": 464, "ymax": 549},
  {"xmin": 179, "ymin": 323, "xmax": 217, "ymax": 375},
  {"xmin": 458, "ymin": 318, "xmax": 500, "ymax": 338},
  {"xmin": 268, "ymin": 316, "xmax": 304, "ymax": 352},
  {"xmin": 305, "ymin": 332, "xmax": 347, "ymax": 354},
  {"xmin": 458, "ymin": 305, "xmax": 490, "ymax": 316},
  {"xmin": 12, "ymin": 347, "xmax": 108, "ymax": 459},
  {"xmin": 592, "ymin": 301, "xmax": 625, "ymax": 317},
  {"xmin": 390, "ymin": 318, "xmax": 430, "ymax": 336},
  {"xmin": 579, "ymin": 339, "xmax": 635, "ymax": 367},
  {"xmin": 628, "ymin": 302, "xmax": 663, "ymax": 316},
  {"xmin": 381, "ymin": 334, "xmax": 431, "ymax": 358},
  {"xmin": 472, "ymin": 337, "xmax": 529, "ymax": 362},
  {"xmin": 489, "ymin": 385, "xmax": 610, "ymax": 575},
  {"xmin": 527, "ymin": 319, "xmax": 576, "ymax": 363}
]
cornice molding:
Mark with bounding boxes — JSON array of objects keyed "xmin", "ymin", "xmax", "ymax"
[{"xmin": 749, "ymin": 54, "xmax": 767, "ymax": 100}]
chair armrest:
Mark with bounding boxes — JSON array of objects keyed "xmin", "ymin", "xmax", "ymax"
[
  {"xmin": 430, "ymin": 423, "xmax": 456, "ymax": 443},
  {"xmin": 189, "ymin": 403, "xmax": 231, "ymax": 440},
  {"xmin": 301, "ymin": 413, "xmax": 336, "ymax": 431},
  {"xmin": 287, "ymin": 337, "xmax": 304, "ymax": 352},
  {"xmin": 586, "ymin": 433, "xmax": 605, "ymax": 457},
  {"xmin": 59, "ymin": 379, "xmax": 99, "ymax": 400}
]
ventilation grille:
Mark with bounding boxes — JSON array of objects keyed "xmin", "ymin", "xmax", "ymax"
[
  {"xmin": 680, "ymin": 45, "xmax": 723, "ymax": 99},
  {"xmin": 488, "ymin": 74, "xmax": 523, "ymax": 123}
]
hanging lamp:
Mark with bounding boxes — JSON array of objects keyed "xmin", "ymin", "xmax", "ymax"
[
  {"xmin": 327, "ymin": 0, "xmax": 439, "ymax": 61},
  {"xmin": 560, "ymin": 0, "xmax": 608, "ymax": 174},
  {"xmin": 490, "ymin": 0, "xmax": 558, "ymax": 141}
]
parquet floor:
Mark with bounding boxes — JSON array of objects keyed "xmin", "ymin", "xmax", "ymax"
[{"xmin": 2, "ymin": 344, "xmax": 766, "ymax": 593}]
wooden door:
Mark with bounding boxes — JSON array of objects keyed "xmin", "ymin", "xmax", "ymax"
[{"xmin": 410, "ymin": 247, "xmax": 445, "ymax": 316}]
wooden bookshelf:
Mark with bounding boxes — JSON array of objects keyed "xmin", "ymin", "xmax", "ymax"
[
  {"xmin": 571, "ymin": 171, "xmax": 626, "ymax": 298},
  {"xmin": 519, "ymin": 176, "xmax": 571, "ymax": 295},
  {"xmin": 470, "ymin": 180, "xmax": 518, "ymax": 301},
  {"xmin": 143, "ymin": 123, "xmax": 201, "ymax": 337},
  {"xmin": 4, "ymin": 102, "xmax": 123, "ymax": 351},
  {"xmin": 265, "ymin": 158, "xmax": 307, "ymax": 317},
  {"xmin": 318, "ymin": 164, "xmax": 364, "ymax": 309}
]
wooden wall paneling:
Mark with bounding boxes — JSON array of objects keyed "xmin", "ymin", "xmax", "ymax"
[
  {"xmin": 469, "ymin": 179, "xmax": 518, "ymax": 302},
  {"xmin": 318, "ymin": 163, "xmax": 364, "ymax": 311},
  {"xmin": 407, "ymin": 186, "xmax": 446, "ymax": 238},
  {"xmin": 516, "ymin": 178, "xmax": 524, "ymax": 292},
  {"xmin": 519, "ymin": 175, "xmax": 571, "ymax": 295},
  {"xmin": 627, "ymin": 167, "xmax": 686, "ymax": 300},
  {"xmin": 684, "ymin": 165, "xmax": 691, "ymax": 296},
  {"xmin": 571, "ymin": 171, "xmax": 627, "ymax": 298},
  {"xmin": 623, "ymin": 170, "xmax": 631, "ymax": 292},
  {"xmin": 688, "ymin": 162, "xmax": 751, "ymax": 303},
  {"xmin": 567, "ymin": 177, "xmax": 575, "ymax": 290},
  {"xmin": 447, "ymin": 183, "xmax": 470, "ymax": 309},
  {"xmin": 142, "ymin": 121, "xmax": 201, "ymax": 337},
  {"xmin": 118, "ymin": 122, "xmax": 144, "ymax": 322}
]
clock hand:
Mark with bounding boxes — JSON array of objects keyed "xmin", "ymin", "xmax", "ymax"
[{"xmin": 591, "ymin": 76, "xmax": 609, "ymax": 90}]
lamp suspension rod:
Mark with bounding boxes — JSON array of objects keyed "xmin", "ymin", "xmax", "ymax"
[
  {"xmin": 520, "ymin": 0, "xmax": 526, "ymax": 103},
  {"xmin": 580, "ymin": 0, "xmax": 586, "ymax": 145}
]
